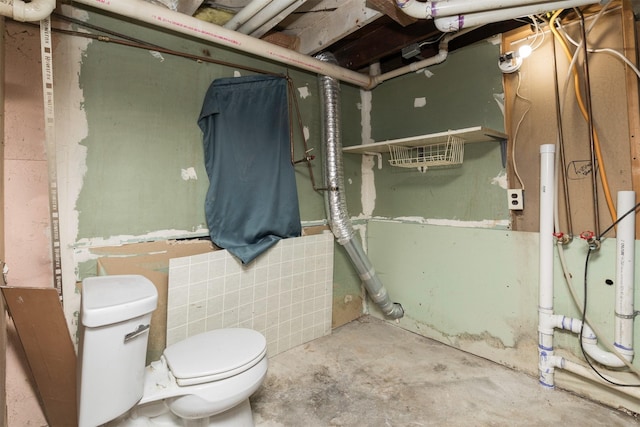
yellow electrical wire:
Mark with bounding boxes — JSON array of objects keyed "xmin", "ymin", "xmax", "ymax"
[{"xmin": 549, "ymin": 9, "xmax": 617, "ymax": 224}]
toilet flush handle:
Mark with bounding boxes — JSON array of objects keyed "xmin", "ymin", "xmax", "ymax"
[{"xmin": 124, "ymin": 324, "xmax": 151, "ymax": 343}]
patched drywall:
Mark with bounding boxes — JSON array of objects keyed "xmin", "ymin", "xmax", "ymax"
[{"xmin": 366, "ymin": 221, "xmax": 640, "ymax": 413}]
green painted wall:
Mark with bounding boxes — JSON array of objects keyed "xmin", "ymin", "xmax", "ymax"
[
  {"xmin": 351, "ymin": 39, "xmax": 640, "ymax": 411},
  {"xmin": 75, "ymin": 11, "xmax": 329, "ymax": 241},
  {"xmin": 347, "ymin": 41, "xmax": 509, "ymax": 221},
  {"xmin": 71, "ymin": 9, "xmax": 363, "ymax": 322}
]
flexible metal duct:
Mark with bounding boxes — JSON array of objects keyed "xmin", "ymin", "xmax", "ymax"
[{"xmin": 316, "ymin": 52, "xmax": 404, "ymax": 320}]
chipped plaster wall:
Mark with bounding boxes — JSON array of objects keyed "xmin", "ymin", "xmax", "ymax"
[
  {"xmin": 4, "ymin": 5, "xmax": 364, "ymax": 424},
  {"xmin": 350, "ymin": 40, "xmax": 640, "ymax": 413}
]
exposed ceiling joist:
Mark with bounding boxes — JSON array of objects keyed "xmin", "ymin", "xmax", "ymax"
[{"xmin": 280, "ymin": 0, "xmax": 382, "ymax": 55}]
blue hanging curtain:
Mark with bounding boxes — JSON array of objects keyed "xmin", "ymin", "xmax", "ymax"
[{"xmin": 198, "ymin": 75, "xmax": 301, "ymax": 264}]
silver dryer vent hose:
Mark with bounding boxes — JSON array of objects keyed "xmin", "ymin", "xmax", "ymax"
[{"xmin": 316, "ymin": 52, "xmax": 404, "ymax": 320}]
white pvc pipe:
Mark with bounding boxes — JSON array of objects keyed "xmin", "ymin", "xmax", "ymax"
[
  {"xmin": 540, "ymin": 144, "xmax": 631, "ymax": 375},
  {"xmin": 247, "ymin": 0, "xmax": 306, "ymax": 38},
  {"xmin": 554, "ymin": 315, "xmax": 627, "ymax": 367},
  {"xmin": 615, "ymin": 191, "xmax": 636, "ymax": 361},
  {"xmin": 372, "ymin": 27, "xmax": 474, "ymax": 85},
  {"xmin": 373, "ymin": 39, "xmax": 449, "ymax": 83},
  {"xmin": 432, "ymin": 0, "xmax": 597, "ymax": 32},
  {"xmin": 539, "ymin": 144, "xmax": 556, "ymax": 388},
  {"xmin": 72, "ymin": 0, "xmax": 375, "ymax": 89},
  {"xmin": 223, "ymin": 0, "xmax": 275, "ymax": 31},
  {"xmin": 0, "ymin": 0, "xmax": 55, "ymax": 22},
  {"xmin": 561, "ymin": 359, "xmax": 640, "ymax": 400},
  {"xmin": 540, "ymin": 144, "xmax": 555, "ymax": 312},
  {"xmin": 581, "ymin": 323, "xmax": 627, "ymax": 367},
  {"xmin": 236, "ymin": 0, "xmax": 298, "ymax": 35},
  {"xmin": 397, "ymin": 0, "xmax": 569, "ymax": 19}
]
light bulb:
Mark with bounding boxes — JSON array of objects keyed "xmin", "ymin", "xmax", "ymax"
[{"xmin": 518, "ymin": 44, "xmax": 532, "ymax": 59}]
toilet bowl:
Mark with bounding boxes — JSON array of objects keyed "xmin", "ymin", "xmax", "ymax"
[{"xmin": 77, "ymin": 275, "xmax": 268, "ymax": 427}]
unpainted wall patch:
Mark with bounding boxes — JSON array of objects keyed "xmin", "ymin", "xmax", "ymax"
[
  {"xmin": 491, "ymin": 170, "xmax": 508, "ymax": 189},
  {"xmin": 378, "ymin": 216, "xmax": 510, "ymax": 229},
  {"xmin": 181, "ymin": 167, "xmax": 198, "ymax": 181},
  {"xmin": 149, "ymin": 50, "xmax": 165, "ymax": 62},
  {"xmin": 415, "ymin": 68, "xmax": 434, "ymax": 78},
  {"xmin": 414, "ymin": 97, "xmax": 427, "ymax": 108},
  {"xmin": 297, "ymin": 85, "xmax": 311, "ymax": 99},
  {"xmin": 493, "ymin": 92, "xmax": 505, "ymax": 116}
]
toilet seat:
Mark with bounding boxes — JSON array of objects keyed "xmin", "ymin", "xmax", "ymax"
[{"xmin": 164, "ymin": 328, "xmax": 267, "ymax": 386}]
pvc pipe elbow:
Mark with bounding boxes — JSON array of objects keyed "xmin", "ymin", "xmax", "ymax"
[
  {"xmin": 434, "ymin": 16, "xmax": 463, "ymax": 32},
  {"xmin": 581, "ymin": 324, "xmax": 627, "ymax": 368},
  {"xmin": 12, "ymin": 0, "xmax": 55, "ymax": 22},
  {"xmin": 613, "ymin": 343, "xmax": 635, "ymax": 362},
  {"xmin": 396, "ymin": 0, "xmax": 433, "ymax": 19}
]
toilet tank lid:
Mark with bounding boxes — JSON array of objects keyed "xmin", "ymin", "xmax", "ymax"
[
  {"xmin": 81, "ymin": 275, "xmax": 158, "ymax": 327},
  {"xmin": 163, "ymin": 328, "xmax": 266, "ymax": 385}
]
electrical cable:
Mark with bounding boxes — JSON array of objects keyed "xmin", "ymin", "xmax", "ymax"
[
  {"xmin": 510, "ymin": 71, "xmax": 530, "ymax": 191},
  {"xmin": 557, "ymin": 28, "xmax": 640, "ymax": 80},
  {"xmin": 549, "ymin": 8, "xmax": 617, "ymax": 224},
  {"xmin": 528, "ymin": 15, "xmax": 546, "ymax": 53}
]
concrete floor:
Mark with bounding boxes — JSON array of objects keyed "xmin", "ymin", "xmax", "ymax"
[{"xmin": 251, "ymin": 316, "xmax": 640, "ymax": 427}]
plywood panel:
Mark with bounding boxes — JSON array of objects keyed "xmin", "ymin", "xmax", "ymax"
[
  {"xmin": 504, "ymin": 6, "xmax": 635, "ymax": 237},
  {"xmin": 1, "ymin": 287, "xmax": 77, "ymax": 427}
]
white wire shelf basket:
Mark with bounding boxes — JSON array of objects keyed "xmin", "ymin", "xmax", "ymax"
[{"xmin": 388, "ymin": 134, "xmax": 465, "ymax": 172}]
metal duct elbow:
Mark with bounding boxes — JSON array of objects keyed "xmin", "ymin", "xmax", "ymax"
[{"xmin": 315, "ymin": 52, "xmax": 404, "ymax": 320}]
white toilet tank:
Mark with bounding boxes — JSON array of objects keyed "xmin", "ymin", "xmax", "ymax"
[{"xmin": 78, "ymin": 275, "xmax": 158, "ymax": 427}]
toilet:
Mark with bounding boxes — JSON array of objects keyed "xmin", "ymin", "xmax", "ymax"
[{"xmin": 77, "ymin": 274, "xmax": 268, "ymax": 427}]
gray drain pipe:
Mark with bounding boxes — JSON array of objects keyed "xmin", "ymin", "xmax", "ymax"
[{"xmin": 316, "ymin": 52, "xmax": 404, "ymax": 320}]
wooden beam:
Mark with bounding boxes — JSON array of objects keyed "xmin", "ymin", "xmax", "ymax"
[
  {"xmin": 332, "ymin": 17, "xmax": 439, "ymax": 70},
  {"xmin": 290, "ymin": 0, "xmax": 382, "ymax": 55},
  {"xmin": 262, "ymin": 31, "xmax": 300, "ymax": 51},
  {"xmin": 176, "ymin": 0, "xmax": 204, "ymax": 16},
  {"xmin": 622, "ymin": 0, "xmax": 640, "ymax": 237},
  {"xmin": 366, "ymin": 0, "xmax": 417, "ymax": 27}
]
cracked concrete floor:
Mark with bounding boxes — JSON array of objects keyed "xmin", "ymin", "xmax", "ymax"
[{"xmin": 250, "ymin": 316, "xmax": 639, "ymax": 427}]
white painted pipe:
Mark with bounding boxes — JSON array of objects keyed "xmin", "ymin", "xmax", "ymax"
[
  {"xmin": 0, "ymin": 0, "xmax": 55, "ymax": 22},
  {"xmin": 236, "ymin": 0, "xmax": 298, "ymax": 35},
  {"xmin": 432, "ymin": 0, "xmax": 598, "ymax": 32},
  {"xmin": 223, "ymin": 0, "xmax": 275, "ymax": 31},
  {"xmin": 581, "ymin": 323, "xmax": 627, "ymax": 367},
  {"xmin": 615, "ymin": 191, "xmax": 636, "ymax": 362},
  {"xmin": 540, "ymin": 144, "xmax": 555, "ymax": 312},
  {"xmin": 374, "ymin": 38, "xmax": 449, "ymax": 83},
  {"xmin": 539, "ymin": 144, "xmax": 556, "ymax": 388},
  {"xmin": 72, "ymin": 0, "xmax": 375, "ymax": 89},
  {"xmin": 396, "ymin": 0, "xmax": 570, "ymax": 19},
  {"xmin": 561, "ymin": 359, "xmax": 640, "ymax": 400},
  {"xmin": 554, "ymin": 314, "xmax": 626, "ymax": 367},
  {"xmin": 248, "ymin": 0, "xmax": 306, "ymax": 38},
  {"xmin": 372, "ymin": 27, "xmax": 474, "ymax": 85}
]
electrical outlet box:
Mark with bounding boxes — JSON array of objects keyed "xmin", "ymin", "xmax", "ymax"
[{"xmin": 507, "ymin": 189, "xmax": 524, "ymax": 210}]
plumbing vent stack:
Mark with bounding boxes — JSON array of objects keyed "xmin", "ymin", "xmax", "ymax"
[{"xmin": 316, "ymin": 52, "xmax": 404, "ymax": 320}]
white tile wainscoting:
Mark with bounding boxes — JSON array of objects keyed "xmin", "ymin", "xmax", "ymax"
[{"xmin": 167, "ymin": 233, "xmax": 334, "ymax": 356}]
